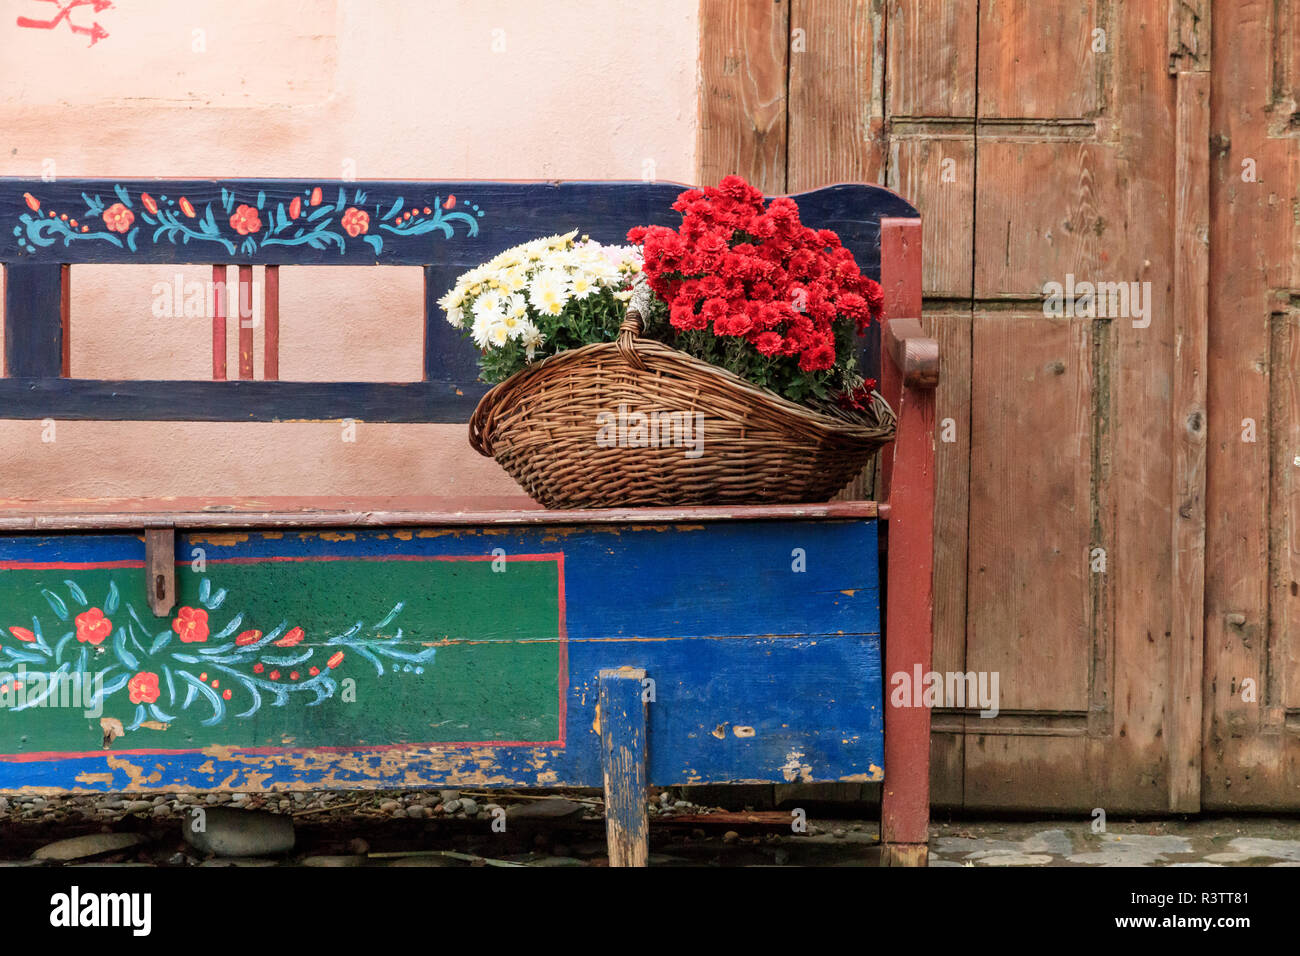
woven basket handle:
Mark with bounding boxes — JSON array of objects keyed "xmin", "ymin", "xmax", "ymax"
[{"xmin": 616, "ymin": 308, "xmax": 648, "ymax": 371}]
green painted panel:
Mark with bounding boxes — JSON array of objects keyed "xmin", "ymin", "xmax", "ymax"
[{"xmin": 0, "ymin": 555, "xmax": 563, "ymax": 755}]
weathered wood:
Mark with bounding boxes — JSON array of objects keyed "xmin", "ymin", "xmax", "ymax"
[
  {"xmin": 59, "ymin": 264, "xmax": 70, "ymax": 378},
  {"xmin": 144, "ymin": 526, "xmax": 176, "ymax": 618},
  {"xmin": 4, "ymin": 263, "xmax": 63, "ymax": 377},
  {"xmin": 886, "ymin": 0, "xmax": 976, "ymax": 118},
  {"xmin": 697, "ymin": 0, "xmax": 789, "ymax": 194},
  {"xmin": 885, "ymin": 317, "xmax": 939, "ymax": 388},
  {"xmin": 976, "ymin": 0, "xmax": 1101, "ymax": 120},
  {"xmin": 879, "ymin": 217, "xmax": 933, "ymax": 862},
  {"xmin": 212, "ymin": 264, "xmax": 226, "ymax": 381},
  {"xmin": 0, "ymin": 498, "xmax": 878, "ymax": 530},
  {"xmin": 924, "ymin": 306, "xmax": 971, "ymax": 808},
  {"xmin": 263, "ymin": 265, "xmax": 279, "ymax": 381},
  {"xmin": 878, "ymin": 217, "xmax": 923, "ymax": 505},
  {"xmin": 1168, "ymin": 70, "xmax": 1210, "ymax": 813},
  {"xmin": 238, "ymin": 264, "xmax": 254, "ymax": 380},
  {"xmin": 787, "ymin": 0, "xmax": 884, "ymax": 191},
  {"xmin": 1202, "ymin": 0, "xmax": 1293, "ymax": 808},
  {"xmin": 0, "ymin": 520, "xmax": 883, "ymax": 791},
  {"xmin": 598, "ymin": 667, "xmax": 649, "ymax": 867}
]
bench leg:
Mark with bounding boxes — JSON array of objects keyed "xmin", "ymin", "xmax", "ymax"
[{"xmin": 598, "ymin": 667, "xmax": 649, "ymax": 867}]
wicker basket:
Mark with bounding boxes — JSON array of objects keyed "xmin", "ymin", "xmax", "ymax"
[{"xmin": 468, "ymin": 309, "xmax": 896, "ymax": 508}]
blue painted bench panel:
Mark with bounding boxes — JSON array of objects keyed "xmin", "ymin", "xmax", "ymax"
[{"xmin": 0, "ymin": 518, "xmax": 882, "ymax": 792}]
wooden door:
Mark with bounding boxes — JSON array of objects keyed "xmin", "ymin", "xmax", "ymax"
[{"xmin": 699, "ymin": 0, "xmax": 1217, "ymax": 812}]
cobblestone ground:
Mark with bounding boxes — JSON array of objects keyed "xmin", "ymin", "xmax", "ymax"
[{"xmin": 3, "ymin": 789, "xmax": 1299, "ymax": 866}]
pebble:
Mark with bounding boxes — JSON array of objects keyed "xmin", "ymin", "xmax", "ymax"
[
  {"xmin": 441, "ymin": 799, "xmax": 461, "ymax": 814},
  {"xmin": 440, "ymin": 790, "xmax": 461, "ymax": 803},
  {"xmin": 460, "ymin": 798, "xmax": 478, "ymax": 816},
  {"xmin": 391, "ymin": 808, "xmax": 407, "ymax": 819},
  {"xmin": 505, "ymin": 798, "xmax": 586, "ymax": 822},
  {"xmin": 301, "ymin": 855, "xmax": 365, "ymax": 867},
  {"xmin": 723, "ymin": 831, "xmax": 740, "ymax": 844},
  {"xmin": 33, "ymin": 833, "xmax": 144, "ymax": 861},
  {"xmin": 231, "ymin": 793, "xmax": 249, "ymax": 804},
  {"xmin": 379, "ymin": 800, "xmax": 400, "ymax": 812},
  {"xmin": 406, "ymin": 806, "xmax": 427, "ymax": 819},
  {"xmin": 125, "ymin": 800, "xmax": 153, "ymax": 814},
  {"xmin": 183, "ymin": 807, "xmax": 295, "ymax": 858},
  {"xmin": 348, "ymin": 838, "xmax": 370, "ymax": 855},
  {"xmin": 152, "ymin": 796, "xmax": 167, "ymax": 807}
]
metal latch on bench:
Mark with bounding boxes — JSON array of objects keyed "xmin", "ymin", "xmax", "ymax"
[{"xmin": 143, "ymin": 525, "xmax": 176, "ymax": 618}]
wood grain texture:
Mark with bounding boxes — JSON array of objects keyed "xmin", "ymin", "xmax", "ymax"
[
  {"xmin": 212, "ymin": 264, "xmax": 227, "ymax": 381},
  {"xmin": 966, "ymin": 314, "xmax": 1092, "ymax": 713},
  {"xmin": 977, "ymin": 0, "xmax": 1104, "ymax": 120},
  {"xmin": 891, "ymin": 136, "xmax": 975, "ymax": 298},
  {"xmin": 886, "ymin": 0, "xmax": 977, "ymax": 117},
  {"xmin": 1202, "ymin": 0, "xmax": 1288, "ymax": 808},
  {"xmin": 238, "ymin": 264, "xmax": 253, "ymax": 380},
  {"xmin": 263, "ymin": 265, "xmax": 279, "ymax": 381},
  {"xmin": 144, "ymin": 526, "xmax": 176, "ymax": 617},
  {"xmin": 924, "ymin": 307, "xmax": 971, "ymax": 808},
  {"xmin": 599, "ymin": 668, "xmax": 649, "ymax": 867},
  {"xmin": 697, "ymin": 0, "xmax": 790, "ymax": 193},
  {"xmin": 1169, "ymin": 70, "xmax": 1209, "ymax": 812},
  {"xmin": 787, "ymin": 0, "xmax": 885, "ymax": 190},
  {"xmin": 879, "ymin": 217, "xmax": 933, "ymax": 854}
]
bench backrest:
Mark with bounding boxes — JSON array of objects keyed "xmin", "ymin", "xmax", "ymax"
[{"xmin": 1, "ymin": 178, "xmax": 919, "ymax": 422}]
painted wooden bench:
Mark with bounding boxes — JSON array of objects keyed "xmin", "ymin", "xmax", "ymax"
[{"xmin": 0, "ymin": 178, "xmax": 935, "ymax": 866}]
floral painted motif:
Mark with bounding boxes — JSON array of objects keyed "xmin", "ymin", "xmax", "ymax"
[
  {"xmin": 2, "ymin": 576, "xmax": 430, "ymax": 733},
  {"xmin": 13, "ymin": 183, "xmax": 484, "ymax": 258},
  {"xmin": 229, "ymin": 204, "xmax": 262, "ymax": 236},
  {"xmin": 74, "ymin": 607, "xmax": 112, "ymax": 645},
  {"xmin": 128, "ymin": 672, "xmax": 160, "ymax": 705},
  {"xmin": 171, "ymin": 606, "xmax": 209, "ymax": 644},
  {"xmin": 341, "ymin": 206, "xmax": 369, "ymax": 237},
  {"xmin": 102, "ymin": 203, "xmax": 134, "ymax": 234}
]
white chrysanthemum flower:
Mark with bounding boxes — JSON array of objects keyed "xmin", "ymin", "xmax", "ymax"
[
  {"xmin": 528, "ymin": 270, "xmax": 570, "ymax": 316},
  {"xmin": 520, "ymin": 321, "xmax": 546, "ymax": 361},
  {"xmin": 488, "ymin": 320, "xmax": 510, "ymax": 347},
  {"xmin": 474, "ymin": 290, "xmax": 504, "ymax": 321},
  {"xmin": 470, "ymin": 308, "xmax": 498, "ymax": 349},
  {"xmin": 569, "ymin": 270, "xmax": 599, "ymax": 299},
  {"xmin": 446, "ymin": 306, "xmax": 465, "ymax": 329}
]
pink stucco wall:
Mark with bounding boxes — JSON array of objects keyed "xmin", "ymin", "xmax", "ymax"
[{"xmin": 0, "ymin": 0, "xmax": 698, "ymax": 503}]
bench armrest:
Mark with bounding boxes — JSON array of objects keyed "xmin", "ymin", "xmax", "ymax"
[{"xmin": 885, "ymin": 317, "xmax": 939, "ymax": 390}]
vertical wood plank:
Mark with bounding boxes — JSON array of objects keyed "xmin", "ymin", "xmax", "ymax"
[
  {"xmin": 60, "ymin": 264, "xmax": 70, "ymax": 378},
  {"xmin": 144, "ymin": 527, "xmax": 176, "ymax": 618},
  {"xmin": 787, "ymin": 0, "xmax": 885, "ymax": 191},
  {"xmin": 878, "ymin": 218, "xmax": 923, "ymax": 503},
  {"xmin": 879, "ymin": 217, "xmax": 932, "ymax": 863},
  {"xmin": 1168, "ymin": 70, "xmax": 1209, "ymax": 813},
  {"xmin": 3, "ymin": 263, "xmax": 63, "ymax": 377},
  {"xmin": 697, "ymin": 0, "xmax": 790, "ymax": 193},
  {"xmin": 263, "ymin": 265, "xmax": 280, "ymax": 381},
  {"xmin": 423, "ymin": 265, "xmax": 482, "ymax": 384},
  {"xmin": 886, "ymin": 0, "xmax": 977, "ymax": 117},
  {"xmin": 598, "ymin": 667, "xmax": 649, "ymax": 868},
  {"xmin": 212, "ymin": 265, "xmax": 227, "ymax": 381},
  {"xmin": 238, "ymin": 264, "xmax": 254, "ymax": 380}
]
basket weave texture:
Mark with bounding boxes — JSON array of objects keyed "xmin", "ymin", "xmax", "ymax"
[{"xmin": 468, "ymin": 310, "xmax": 896, "ymax": 508}]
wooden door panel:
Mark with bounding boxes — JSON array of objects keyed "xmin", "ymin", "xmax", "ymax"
[
  {"xmin": 977, "ymin": 0, "xmax": 1105, "ymax": 120},
  {"xmin": 967, "ymin": 314, "xmax": 1093, "ymax": 713}
]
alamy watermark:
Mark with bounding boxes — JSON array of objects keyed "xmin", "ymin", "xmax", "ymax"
[
  {"xmin": 595, "ymin": 404, "xmax": 705, "ymax": 459},
  {"xmin": 0, "ymin": 665, "xmax": 104, "ymax": 718},
  {"xmin": 1042, "ymin": 274, "xmax": 1151, "ymax": 328},
  {"xmin": 890, "ymin": 665, "xmax": 1000, "ymax": 718}
]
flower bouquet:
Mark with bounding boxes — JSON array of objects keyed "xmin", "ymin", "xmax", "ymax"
[{"xmin": 448, "ymin": 176, "xmax": 896, "ymax": 508}]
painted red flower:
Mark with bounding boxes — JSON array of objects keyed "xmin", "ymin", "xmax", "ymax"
[
  {"xmin": 341, "ymin": 207, "xmax": 369, "ymax": 237},
  {"xmin": 128, "ymin": 672, "xmax": 160, "ymax": 705},
  {"xmin": 140, "ymin": 192, "xmax": 159, "ymax": 215},
  {"xmin": 171, "ymin": 606, "xmax": 209, "ymax": 644},
  {"xmin": 178, "ymin": 197, "xmax": 197, "ymax": 218},
  {"xmin": 229, "ymin": 204, "xmax": 262, "ymax": 235},
  {"xmin": 274, "ymin": 627, "xmax": 304, "ymax": 648},
  {"xmin": 8, "ymin": 626, "xmax": 35, "ymax": 643},
  {"xmin": 327, "ymin": 651, "xmax": 345, "ymax": 669},
  {"xmin": 235, "ymin": 629, "xmax": 263, "ymax": 646},
  {"xmin": 74, "ymin": 607, "xmax": 113, "ymax": 645},
  {"xmin": 102, "ymin": 203, "xmax": 134, "ymax": 233},
  {"xmin": 289, "ymin": 196, "xmax": 301, "ymax": 219},
  {"xmin": 310, "ymin": 187, "xmax": 323, "ymax": 206}
]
